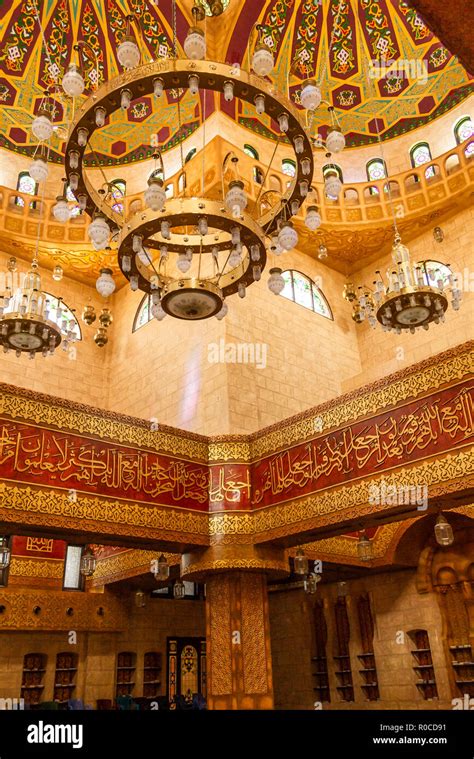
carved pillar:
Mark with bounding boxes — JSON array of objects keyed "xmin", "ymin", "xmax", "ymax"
[{"xmin": 182, "ymin": 544, "xmax": 288, "ymax": 709}]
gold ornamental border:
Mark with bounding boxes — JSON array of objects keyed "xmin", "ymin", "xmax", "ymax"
[
  {"xmin": 0, "ymin": 484, "xmax": 209, "ymax": 545},
  {"xmin": 9, "ymin": 557, "xmax": 64, "ymax": 579},
  {"xmin": 91, "ymin": 548, "xmax": 181, "ymax": 586},
  {"xmin": 0, "ymin": 588, "xmax": 125, "ymax": 631}
]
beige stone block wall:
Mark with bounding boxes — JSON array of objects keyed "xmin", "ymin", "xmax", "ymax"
[{"xmin": 269, "ymin": 569, "xmax": 454, "ymax": 711}]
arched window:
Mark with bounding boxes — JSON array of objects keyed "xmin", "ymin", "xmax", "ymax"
[
  {"xmin": 3, "ymin": 291, "xmax": 81, "ymax": 340},
  {"xmin": 253, "ymin": 167, "xmax": 264, "ymax": 185},
  {"xmin": 454, "ymin": 116, "xmax": 474, "ymax": 158},
  {"xmin": 15, "ymin": 171, "xmax": 38, "ymax": 208},
  {"xmin": 244, "ymin": 144, "xmax": 259, "ymax": 160},
  {"xmin": 410, "ymin": 142, "xmax": 435, "ymax": 179},
  {"xmin": 280, "ymin": 270, "xmax": 333, "ymax": 319},
  {"xmin": 178, "ymin": 172, "xmax": 186, "ymax": 193},
  {"xmin": 66, "ymin": 185, "xmax": 81, "ymax": 218},
  {"xmin": 418, "ymin": 260, "xmax": 452, "ymax": 289},
  {"xmin": 366, "ymin": 159, "xmax": 388, "ymax": 196},
  {"xmin": 184, "ymin": 147, "xmax": 197, "ymax": 163},
  {"xmin": 282, "ymin": 159, "xmax": 296, "ymax": 177},
  {"xmin": 133, "ymin": 294, "xmax": 153, "ymax": 331},
  {"xmin": 165, "ymin": 183, "xmax": 174, "ymax": 199},
  {"xmin": 111, "ymin": 179, "xmax": 126, "ymax": 213}
]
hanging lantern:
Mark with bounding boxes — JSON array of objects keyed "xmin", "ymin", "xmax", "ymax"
[
  {"xmin": 303, "ymin": 573, "xmax": 321, "ymax": 595},
  {"xmin": 88, "ymin": 214, "xmax": 110, "ymax": 249},
  {"xmin": 318, "ymin": 244, "xmax": 328, "ymax": 261},
  {"xmin": 252, "ymin": 43, "xmax": 274, "ymax": 77},
  {"xmin": 53, "ymin": 197, "xmax": 71, "ymax": 223},
  {"xmin": 117, "ymin": 36, "xmax": 140, "ymax": 69},
  {"xmin": 151, "ymin": 554, "xmax": 169, "ymax": 580},
  {"xmin": 357, "ymin": 532, "xmax": 373, "ymax": 561},
  {"xmin": 434, "ymin": 514, "xmax": 454, "ymax": 547},
  {"xmin": 145, "ymin": 176, "xmax": 166, "ymax": 212},
  {"xmin": 173, "ymin": 580, "xmax": 186, "ymax": 600},
  {"xmin": 52, "ymin": 265, "xmax": 64, "ymax": 281},
  {"xmin": 95, "ymin": 268, "xmax": 115, "ymax": 298},
  {"xmin": 326, "ymin": 128, "xmax": 346, "ymax": 154},
  {"xmin": 0, "ymin": 538, "xmax": 11, "ymax": 570},
  {"xmin": 225, "ymin": 180, "xmax": 247, "ymax": 215},
  {"xmin": 94, "ymin": 327, "xmax": 108, "ymax": 347},
  {"xmin": 80, "ymin": 547, "xmax": 97, "ymax": 577},
  {"xmin": 62, "ymin": 63, "xmax": 85, "ymax": 97},
  {"xmin": 300, "ymin": 79, "xmax": 321, "ymax": 110},
  {"xmin": 82, "ymin": 304, "xmax": 96, "ymax": 325},
  {"xmin": 294, "ymin": 547, "xmax": 309, "ymax": 575},
  {"xmin": 267, "ymin": 267, "xmax": 285, "ymax": 295},
  {"xmin": 135, "ymin": 590, "xmax": 147, "ymax": 608},
  {"xmin": 29, "ymin": 156, "xmax": 49, "ymax": 183},
  {"xmin": 325, "ymin": 174, "xmax": 342, "ymax": 200},
  {"xmin": 32, "ymin": 111, "xmax": 53, "ymax": 141},
  {"xmin": 99, "ymin": 308, "xmax": 113, "ymax": 328},
  {"xmin": 305, "ymin": 205, "xmax": 321, "ymax": 231},
  {"xmin": 278, "ymin": 222, "xmax": 298, "ymax": 252},
  {"xmin": 184, "ymin": 27, "xmax": 206, "ymax": 60}
]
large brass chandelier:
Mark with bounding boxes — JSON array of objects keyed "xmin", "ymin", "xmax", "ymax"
[
  {"xmin": 343, "ymin": 230, "xmax": 461, "ymax": 334},
  {"xmin": 60, "ymin": 4, "xmax": 321, "ymax": 321}
]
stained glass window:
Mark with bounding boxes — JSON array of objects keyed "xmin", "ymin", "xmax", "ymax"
[
  {"xmin": 410, "ymin": 142, "xmax": 435, "ymax": 179},
  {"xmin": 253, "ymin": 166, "xmax": 264, "ymax": 184},
  {"xmin": 15, "ymin": 172, "xmax": 37, "ymax": 208},
  {"xmin": 244, "ymin": 144, "xmax": 259, "ymax": 160},
  {"xmin": 454, "ymin": 116, "xmax": 474, "ymax": 158},
  {"xmin": 133, "ymin": 294, "xmax": 152, "ymax": 331},
  {"xmin": 419, "ymin": 260, "xmax": 452, "ymax": 288},
  {"xmin": 66, "ymin": 185, "xmax": 81, "ymax": 218},
  {"xmin": 280, "ymin": 270, "xmax": 333, "ymax": 319},
  {"xmin": 366, "ymin": 159, "xmax": 388, "ymax": 196},
  {"xmin": 282, "ymin": 159, "xmax": 296, "ymax": 177},
  {"xmin": 111, "ymin": 179, "xmax": 126, "ymax": 213},
  {"xmin": 185, "ymin": 147, "xmax": 197, "ymax": 163}
]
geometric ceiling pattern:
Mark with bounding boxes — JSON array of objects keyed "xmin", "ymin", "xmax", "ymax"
[{"xmin": 0, "ymin": 0, "xmax": 472, "ymax": 166}]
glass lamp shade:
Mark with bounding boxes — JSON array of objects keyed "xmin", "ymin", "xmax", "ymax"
[
  {"xmin": 151, "ymin": 554, "xmax": 169, "ymax": 580},
  {"xmin": 96, "ymin": 268, "xmax": 115, "ymax": 297},
  {"xmin": 223, "ymin": 81, "xmax": 234, "ymax": 102},
  {"xmin": 135, "ymin": 590, "xmax": 146, "ymax": 608},
  {"xmin": 278, "ymin": 222, "xmax": 298, "ymax": 252},
  {"xmin": 188, "ymin": 74, "xmax": 200, "ymax": 95},
  {"xmin": 62, "ymin": 63, "xmax": 85, "ymax": 97},
  {"xmin": 305, "ymin": 205, "xmax": 321, "ymax": 231},
  {"xmin": 300, "ymin": 79, "xmax": 321, "ymax": 110},
  {"xmin": 228, "ymin": 248, "xmax": 242, "ymax": 268},
  {"xmin": 0, "ymin": 540, "xmax": 11, "ymax": 569},
  {"xmin": 151, "ymin": 302, "xmax": 166, "ymax": 321},
  {"xmin": 326, "ymin": 128, "xmax": 346, "ymax": 154},
  {"xmin": 357, "ymin": 532, "xmax": 373, "ymax": 561},
  {"xmin": 268, "ymin": 267, "xmax": 285, "ymax": 295},
  {"xmin": 325, "ymin": 174, "xmax": 342, "ymax": 200},
  {"xmin": 32, "ymin": 113, "xmax": 53, "ymax": 141},
  {"xmin": 303, "ymin": 573, "xmax": 321, "ymax": 595},
  {"xmin": 53, "ymin": 198, "xmax": 71, "ymax": 223},
  {"xmin": 294, "ymin": 548, "xmax": 309, "ymax": 575},
  {"xmin": 80, "ymin": 549, "xmax": 97, "ymax": 577},
  {"xmin": 184, "ymin": 27, "xmax": 206, "ymax": 60},
  {"xmin": 176, "ymin": 252, "xmax": 191, "ymax": 273},
  {"xmin": 29, "ymin": 157, "xmax": 49, "ymax": 183},
  {"xmin": 117, "ymin": 36, "xmax": 140, "ymax": 69},
  {"xmin": 278, "ymin": 113, "xmax": 289, "ymax": 133},
  {"xmin": 252, "ymin": 44, "xmax": 274, "ymax": 77},
  {"xmin": 434, "ymin": 514, "xmax": 454, "ymax": 546},
  {"xmin": 225, "ymin": 180, "xmax": 247, "ymax": 215},
  {"xmin": 254, "ymin": 94, "xmax": 265, "ymax": 115},
  {"xmin": 95, "ymin": 106, "xmax": 106, "ymax": 127},
  {"xmin": 88, "ymin": 215, "xmax": 110, "ymax": 247},
  {"xmin": 215, "ymin": 301, "xmax": 228, "ymax": 320},
  {"xmin": 153, "ymin": 78, "xmax": 164, "ymax": 97},
  {"xmin": 145, "ymin": 177, "xmax": 166, "ymax": 211},
  {"xmin": 174, "ymin": 580, "xmax": 186, "ymax": 600},
  {"xmin": 52, "ymin": 265, "xmax": 64, "ymax": 281},
  {"xmin": 77, "ymin": 127, "xmax": 89, "ymax": 147}
]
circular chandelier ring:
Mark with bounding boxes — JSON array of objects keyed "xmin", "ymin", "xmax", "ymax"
[
  {"xmin": 64, "ymin": 59, "xmax": 314, "ymax": 233},
  {"xmin": 119, "ymin": 198, "xmax": 267, "ymax": 296}
]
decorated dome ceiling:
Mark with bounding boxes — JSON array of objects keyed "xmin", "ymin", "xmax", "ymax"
[{"xmin": 0, "ymin": 0, "xmax": 472, "ymax": 166}]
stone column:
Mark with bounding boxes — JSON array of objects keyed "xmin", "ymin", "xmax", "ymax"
[{"xmin": 182, "ymin": 544, "xmax": 288, "ymax": 709}]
